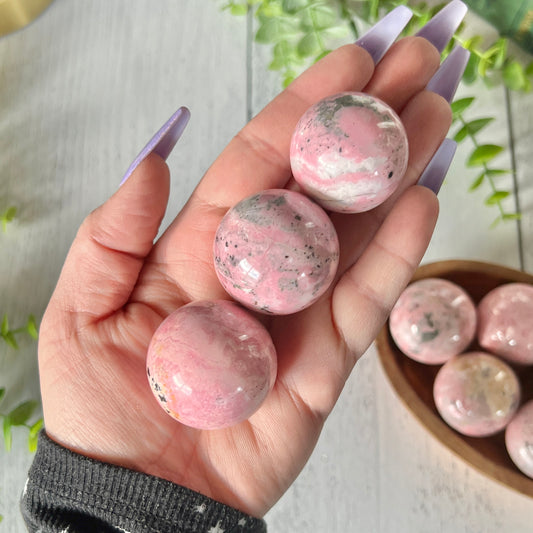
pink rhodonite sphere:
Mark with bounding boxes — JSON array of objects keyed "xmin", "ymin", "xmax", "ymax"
[
  {"xmin": 213, "ymin": 189, "xmax": 339, "ymax": 315},
  {"xmin": 290, "ymin": 92, "xmax": 408, "ymax": 213},
  {"xmin": 146, "ymin": 300, "xmax": 277, "ymax": 430},
  {"xmin": 433, "ymin": 352, "xmax": 521, "ymax": 437},
  {"xmin": 505, "ymin": 399, "xmax": 533, "ymax": 479},
  {"xmin": 389, "ymin": 278, "xmax": 477, "ymax": 364},
  {"xmin": 477, "ymin": 282, "xmax": 533, "ymax": 365}
]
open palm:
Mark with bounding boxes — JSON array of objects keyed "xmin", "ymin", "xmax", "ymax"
[{"xmin": 39, "ymin": 38, "xmax": 451, "ymax": 518}]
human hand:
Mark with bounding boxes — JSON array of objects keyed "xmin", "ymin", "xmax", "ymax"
[{"xmin": 38, "ymin": 2, "xmax": 468, "ymax": 518}]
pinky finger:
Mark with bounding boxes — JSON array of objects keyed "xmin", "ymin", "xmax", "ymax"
[{"xmin": 332, "ymin": 186, "xmax": 439, "ymax": 367}]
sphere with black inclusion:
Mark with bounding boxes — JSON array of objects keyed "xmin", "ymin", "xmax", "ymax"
[
  {"xmin": 147, "ymin": 300, "xmax": 277, "ymax": 430},
  {"xmin": 290, "ymin": 92, "xmax": 409, "ymax": 213},
  {"xmin": 213, "ymin": 189, "xmax": 339, "ymax": 315}
]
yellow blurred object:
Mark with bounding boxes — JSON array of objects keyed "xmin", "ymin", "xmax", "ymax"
[{"xmin": 0, "ymin": 0, "xmax": 54, "ymax": 37}]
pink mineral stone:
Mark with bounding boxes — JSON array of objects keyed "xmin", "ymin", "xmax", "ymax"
[
  {"xmin": 146, "ymin": 300, "xmax": 277, "ymax": 430},
  {"xmin": 213, "ymin": 189, "xmax": 339, "ymax": 315},
  {"xmin": 389, "ymin": 278, "xmax": 477, "ymax": 364},
  {"xmin": 433, "ymin": 351, "xmax": 521, "ymax": 437},
  {"xmin": 505, "ymin": 399, "xmax": 533, "ymax": 479},
  {"xmin": 477, "ymin": 282, "xmax": 533, "ymax": 365},
  {"xmin": 289, "ymin": 91, "xmax": 408, "ymax": 213}
]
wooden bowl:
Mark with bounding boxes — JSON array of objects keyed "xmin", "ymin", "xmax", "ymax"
[{"xmin": 376, "ymin": 259, "xmax": 533, "ymax": 498}]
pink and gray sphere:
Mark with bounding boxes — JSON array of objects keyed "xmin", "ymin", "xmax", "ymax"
[
  {"xmin": 505, "ymin": 399, "xmax": 533, "ymax": 479},
  {"xmin": 290, "ymin": 92, "xmax": 408, "ymax": 213},
  {"xmin": 433, "ymin": 351, "xmax": 521, "ymax": 437},
  {"xmin": 213, "ymin": 189, "xmax": 339, "ymax": 315},
  {"xmin": 389, "ymin": 278, "xmax": 477, "ymax": 364},
  {"xmin": 477, "ymin": 282, "xmax": 533, "ymax": 365},
  {"xmin": 146, "ymin": 300, "xmax": 277, "ymax": 430}
]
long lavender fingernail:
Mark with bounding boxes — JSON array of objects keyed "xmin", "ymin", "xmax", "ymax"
[
  {"xmin": 416, "ymin": 0, "xmax": 467, "ymax": 53},
  {"xmin": 417, "ymin": 138, "xmax": 457, "ymax": 194},
  {"xmin": 356, "ymin": 5, "xmax": 413, "ymax": 64},
  {"xmin": 120, "ymin": 106, "xmax": 191, "ymax": 186},
  {"xmin": 426, "ymin": 46, "xmax": 470, "ymax": 102}
]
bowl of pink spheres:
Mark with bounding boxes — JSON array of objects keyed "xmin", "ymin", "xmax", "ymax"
[
  {"xmin": 146, "ymin": 92, "xmax": 409, "ymax": 431},
  {"xmin": 376, "ymin": 259, "xmax": 533, "ymax": 498}
]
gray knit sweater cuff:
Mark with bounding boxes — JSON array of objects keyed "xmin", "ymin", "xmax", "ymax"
[{"xmin": 20, "ymin": 432, "xmax": 267, "ymax": 533}]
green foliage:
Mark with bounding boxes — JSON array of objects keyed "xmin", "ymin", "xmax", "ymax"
[
  {"xmin": 0, "ymin": 387, "xmax": 42, "ymax": 452},
  {"xmin": 0, "ymin": 313, "xmax": 42, "ymax": 452},
  {"xmin": 216, "ymin": 0, "xmax": 531, "ymax": 225},
  {"xmin": 1, "ymin": 313, "xmax": 38, "ymax": 350},
  {"xmin": 0, "ymin": 206, "xmax": 17, "ymax": 233},
  {"xmin": 450, "ymin": 97, "xmax": 519, "ymax": 225}
]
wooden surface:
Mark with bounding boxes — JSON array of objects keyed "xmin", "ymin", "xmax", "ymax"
[{"xmin": 1, "ymin": 2, "xmax": 532, "ymax": 531}]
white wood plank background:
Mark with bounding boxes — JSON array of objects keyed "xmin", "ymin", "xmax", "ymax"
[{"xmin": 1, "ymin": 1, "xmax": 532, "ymax": 531}]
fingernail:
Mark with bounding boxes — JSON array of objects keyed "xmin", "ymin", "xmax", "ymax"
[
  {"xmin": 417, "ymin": 138, "xmax": 457, "ymax": 195},
  {"xmin": 416, "ymin": 0, "xmax": 467, "ymax": 53},
  {"xmin": 426, "ymin": 46, "xmax": 470, "ymax": 102},
  {"xmin": 356, "ymin": 5, "xmax": 413, "ymax": 64},
  {"xmin": 120, "ymin": 106, "xmax": 191, "ymax": 186}
]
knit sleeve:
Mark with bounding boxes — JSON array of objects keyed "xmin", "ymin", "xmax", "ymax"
[{"xmin": 20, "ymin": 432, "xmax": 267, "ymax": 533}]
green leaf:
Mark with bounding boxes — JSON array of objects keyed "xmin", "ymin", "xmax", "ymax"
[
  {"xmin": 230, "ymin": 3, "xmax": 248, "ymax": 15},
  {"xmin": 502, "ymin": 212, "xmax": 522, "ymax": 221},
  {"xmin": 314, "ymin": 49, "xmax": 330, "ymax": 62},
  {"xmin": 490, "ymin": 215, "xmax": 502, "ymax": 229},
  {"xmin": 486, "ymin": 168, "xmax": 510, "ymax": 177},
  {"xmin": 453, "ymin": 118, "xmax": 494, "ymax": 142},
  {"xmin": 3, "ymin": 331, "xmax": 18, "ymax": 350},
  {"xmin": 256, "ymin": 17, "xmax": 297, "ymax": 43},
  {"xmin": 462, "ymin": 35, "xmax": 483, "ymax": 51},
  {"xmin": 8, "ymin": 400, "xmax": 37, "ymax": 426},
  {"xmin": 492, "ymin": 38, "xmax": 507, "ymax": 70},
  {"xmin": 255, "ymin": 18, "xmax": 280, "ymax": 43},
  {"xmin": 26, "ymin": 314, "xmax": 38, "ymax": 339},
  {"xmin": 28, "ymin": 418, "xmax": 43, "ymax": 452},
  {"xmin": 3, "ymin": 206, "xmax": 17, "ymax": 222},
  {"xmin": 297, "ymin": 32, "xmax": 321, "ymax": 57},
  {"xmin": 503, "ymin": 60, "xmax": 527, "ymax": 91},
  {"xmin": 467, "ymin": 144, "xmax": 503, "ymax": 166},
  {"xmin": 281, "ymin": 0, "xmax": 307, "ymax": 13},
  {"xmin": 283, "ymin": 73, "xmax": 296, "ymax": 87},
  {"xmin": 1, "ymin": 206, "xmax": 17, "ymax": 232},
  {"xmin": 478, "ymin": 57, "xmax": 490, "ymax": 78},
  {"xmin": 0, "ymin": 387, "xmax": 5, "ymax": 404},
  {"xmin": 463, "ymin": 53, "xmax": 480, "ymax": 84},
  {"xmin": 469, "ymin": 171, "xmax": 485, "ymax": 191},
  {"xmin": 300, "ymin": 5, "xmax": 337, "ymax": 32},
  {"xmin": 450, "ymin": 97, "xmax": 475, "ymax": 119},
  {"xmin": 485, "ymin": 190, "xmax": 510, "ymax": 205},
  {"xmin": 1, "ymin": 314, "xmax": 9, "ymax": 336},
  {"xmin": 3, "ymin": 416, "xmax": 12, "ymax": 452},
  {"xmin": 525, "ymin": 61, "xmax": 533, "ymax": 77},
  {"xmin": 323, "ymin": 25, "xmax": 349, "ymax": 40}
]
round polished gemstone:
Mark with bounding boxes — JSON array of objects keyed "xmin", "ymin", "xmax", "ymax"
[
  {"xmin": 389, "ymin": 278, "xmax": 477, "ymax": 364},
  {"xmin": 147, "ymin": 300, "xmax": 277, "ymax": 430},
  {"xmin": 290, "ymin": 92, "xmax": 408, "ymax": 213},
  {"xmin": 213, "ymin": 189, "xmax": 339, "ymax": 315},
  {"xmin": 477, "ymin": 282, "xmax": 533, "ymax": 365},
  {"xmin": 433, "ymin": 351, "xmax": 521, "ymax": 437},
  {"xmin": 505, "ymin": 399, "xmax": 533, "ymax": 479}
]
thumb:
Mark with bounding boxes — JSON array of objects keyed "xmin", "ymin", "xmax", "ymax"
[{"xmin": 51, "ymin": 154, "xmax": 171, "ymax": 323}]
